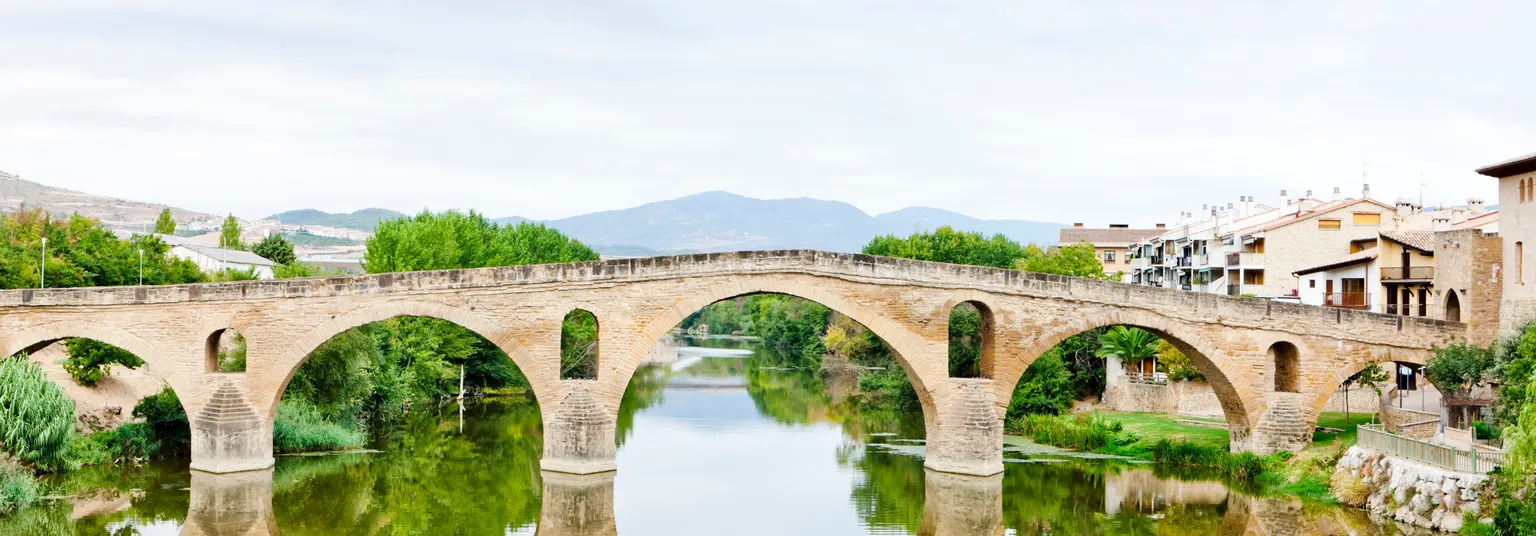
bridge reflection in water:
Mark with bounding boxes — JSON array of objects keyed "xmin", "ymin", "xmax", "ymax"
[{"xmin": 176, "ymin": 467, "xmax": 1403, "ymax": 536}]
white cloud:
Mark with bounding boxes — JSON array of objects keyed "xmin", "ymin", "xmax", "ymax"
[{"xmin": 0, "ymin": 0, "xmax": 1527, "ymax": 224}]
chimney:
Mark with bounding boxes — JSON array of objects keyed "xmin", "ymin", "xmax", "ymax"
[
  {"xmin": 1298, "ymin": 198, "xmax": 1320, "ymax": 214},
  {"xmin": 1433, "ymin": 216, "xmax": 1452, "ymax": 232},
  {"xmin": 1073, "ymin": 223, "xmax": 1084, "ymax": 228},
  {"xmin": 1396, "ymin": 197, "xmax": 1417, "ymax": 218},
  {"xmin": 1305, "ymin": 189, "xmax": 1314, "ymax": 199},
  {"xmin": 1155, "ymin": 223, "xmax": 1166, "ymax": 229},
  {"xmin": 1468, "ymin": 198, "xmax": 1486, "ymax": 213},
  {"xmin": 1362, "ymin": 183, "xmax": 1371, "ymax": 199},
  {"xmin": 1332, "ymin": 187, "xmax": 1342, "ymax": 202},
  {"xmin": 1279, "ymin": 190, "xmax": 1290, "ymax": 210}
]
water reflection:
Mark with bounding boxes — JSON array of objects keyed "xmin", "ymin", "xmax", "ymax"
[{"xmin": 0, "ymin": 335, "xmax": 1432, "ymax": 535}]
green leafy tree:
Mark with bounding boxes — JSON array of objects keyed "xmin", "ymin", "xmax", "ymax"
[
  {"xmin": 0, "ymin": 209, "xmax": 206, "ymax": 289},
  {"xmin": 1020, "ymin": 242, "xmax": 1109, "ymax": 279},
  {"xmin": 273, "ymin": 262, "xmax": 349, "ymax": 279},
  {"xmin": 1341, "ymin": 364, "xmax": 1390, "ymax": 422},
  {"xmin": 251, "ymin": 234, "xmax": 296, "ymax": 266},
  {"xmin": 61, "ymin": 339, "xmax": 145, "ymax": 387},
  {"xmin": 1095, "ymin": 326, "xmax": 1159, "ymax": 362},
  {"xmin": 219, "ymin": 214, "xmax": 243, "ymax": 250},
  {"xmin": 560, "ymin": 310, "xmax": 599, "ymax": 379},
  {"xmin": 861, "ymin": 226, "xmax": 1028, "ymax": 269},
  {"xmin": 1156, "ymin": 340, "xmax": 1204, "ymax": 381},
  {"xmin": 948, "ymin": 303, "xmax": 983, "ymax": 377},
  {"xmin": 1425, "ymin": 342, "xmax": 1496, "ymax": 403},
  {"xmin": 1006, "ymin": 350, "xmax": 1076, "ymax": 416},
  {"xmin": 153, "ymin": 208, "xmax": 176, "ymax": 235}
]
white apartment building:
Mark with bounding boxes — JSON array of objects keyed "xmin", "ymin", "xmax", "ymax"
[{"xmin": 1129, "ymin": 187, "xmax": 1490, "ymax": 303}]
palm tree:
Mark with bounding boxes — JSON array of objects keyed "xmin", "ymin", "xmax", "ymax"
[{"xmin": 1096, "ymin": 326, "xmax": 1159, "ymax": 364}]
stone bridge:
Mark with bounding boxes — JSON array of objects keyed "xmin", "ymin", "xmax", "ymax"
[{"xmin": 0, "ymin": 250, "xmax": 1461, "ymax": 476}]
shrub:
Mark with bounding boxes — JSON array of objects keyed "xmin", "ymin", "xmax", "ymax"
[
  {"xmin": 0, "ymin": 357, "xmax": 76, "ymax": 471},
  {"xmin": 132, "ymin": 388, "xmax": 189, "ymax": 457},
  {"xmin": 1472, "ymin": 420, "xmax": 1497, "ymax": 441},
  {"xmin": 1009, "ymin": 413, "xmax": 1137, "ymax": 453},
  {"xmin": 71, "ymin": 421, "xmax": 163, "ymax": 466},
  {"xmin": 0, "ymin": 460, "xmax": 39, "ymax": 514},
  {"xmin": 61, "ymin": 338, "xmax": 144, "ymax": 387},
  {"xmin": 273, "ymin": 399, "xmax": 365, "ymax": 453},
  {"xmin": 1149, "ymin": 438, "xmax": 1272, "ymax": 482},
  {"xmin": 1329, "ymin": 471, "xmax": 1370, "ymax": 507}
]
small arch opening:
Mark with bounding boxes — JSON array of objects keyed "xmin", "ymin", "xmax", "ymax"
[
  {"xmin": 947, "ymin": 301, "xmax": 994, "ymax": 378},
  {"xmin": 1269, "ymin": 341, "xmax": 1300, "ymax": 393},
  {"xmin": 1444, "ymin": 290, "xmax": 1462, "ymax": 323},
  {"xmin": 206, "ymin": 328, "xmax": 247, "ymax": 373},
  {"xmin": 561, "ymin": 309, "xmax": 599, "ymax": 380}
]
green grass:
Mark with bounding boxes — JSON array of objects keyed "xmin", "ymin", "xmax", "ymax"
[
  {"xmin": 1094, "ymin": 411, "xmax": 1230, "ymax": 450},
  {"xmin": 1309, "ymin": 412, "xmax": 1376, "ymax": 450}
]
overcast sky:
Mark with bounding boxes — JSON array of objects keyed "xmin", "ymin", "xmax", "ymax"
[{"xmin": 0, "ymin": 1, "xmax": 1530, "ymax": 224}]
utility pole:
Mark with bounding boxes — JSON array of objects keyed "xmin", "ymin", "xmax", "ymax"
[
  {"xmin": 138, "ymin": 249, "xmax": 144, "ymax": 285},
  {"xmin": 39, "ymin": 236, "xmax": 46, "ymax": 288}
]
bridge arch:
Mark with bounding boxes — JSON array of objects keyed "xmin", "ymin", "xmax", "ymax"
[
  {"xmin": 608, "ymin": 276, "xmax": 944, "ymax": 420},
  {"xmin": 265, "ymin": 300, "xmax": 553, "ymax": 419},
  {"xmin": 993, "ymin": 309, "xmax": 1263, "ymax": 435},
  {"xmin": 1304, "ymin": 349, "xmax": 1430, "ymax": 418},
  {"xmin": 1, "ymin": 321, "xmax": 190, "ymax": 401}
]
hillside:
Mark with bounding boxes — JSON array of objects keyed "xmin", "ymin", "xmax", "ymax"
[
  {"xmin": 264, "ymin": 208, "xmax": 407, "ymax": 231},
  {"xmin": 0, "ymin": 170, "xmax": 215, "ymax": 229},
  {"xmin": 492, "ymin": 191, "xmax": 1063, "ymax": 254}
]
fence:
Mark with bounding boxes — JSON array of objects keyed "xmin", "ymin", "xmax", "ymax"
[
  {"xmin": 1358, "ymin": 424, "xmax": 1505, "ymax": 474},
  {"xmin": 1125, "ymin": 371, "xmax": 1168, "ymax": 386}
]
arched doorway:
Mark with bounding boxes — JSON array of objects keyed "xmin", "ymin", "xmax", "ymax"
[{"xmin": 1444, "ymin": 290, "xmax": 1462, "ymax": 323}]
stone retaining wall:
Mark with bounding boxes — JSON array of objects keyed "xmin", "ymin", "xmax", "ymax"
[
  {"xmin": 1331, "ymin": 446, "xmax": 1494, "ymax": 533},
  {"xmin": 1102, "ymin": 380, "xmax": 1225, "ymax": 416}
]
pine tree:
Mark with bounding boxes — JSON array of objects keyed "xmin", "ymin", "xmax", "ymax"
[{"xmin": 153, "ymin": 208, "xmax": 176, "ymax": 235}]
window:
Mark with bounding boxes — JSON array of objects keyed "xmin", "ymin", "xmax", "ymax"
[
  {"xmin": 1104, "ymin": 251, "xmax": 1115, "ymax": 262},
  {"xmin": 1243, "ymin": 270, "xmax": 1265, "ymax": 285},
  {"xmin": 1318, "ymin": 219, "xmax": 1341, "ymax": 230},
  {"xmin": 560, "ymin": 309, "xmax": 599, "ymax": 379},
  {"xmin": 1308, "ymin": 280, "xmax": 1315, "ymax": 288},
  {"xmin": 1523, "ymin": 179, "xmax": 1529, "ymax": 203},
  {"xmin": 948, "ymin": 301, "xmax": 993, "ymax": 378},
  {"xmin": 1352, "ymin": 213, "xmax": 1381, "ymax": 225}
]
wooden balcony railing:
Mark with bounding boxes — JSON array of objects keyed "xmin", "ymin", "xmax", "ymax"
[
  {"xmin": 1323, "ymin": 292, "xmax": 1370, "ymax": 309},
  {"xmin": 1381, "ymin": 266, "xmax": 1435, "ymax": 280}
]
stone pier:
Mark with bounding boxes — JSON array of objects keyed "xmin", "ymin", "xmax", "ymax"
[
  {"xmin": 538, "ymin": 471, "xmax": 618, "ymax": 535},
  {"xmin": 918, "ymin": 470, "xmax": 1005, "ymax": 536},
  {"xmin": 180, "ymin": 470, "xmax": 277, "ymax": 536}
]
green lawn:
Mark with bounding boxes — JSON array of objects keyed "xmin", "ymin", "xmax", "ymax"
[
  {"xmin": 1092, "ymin": 410, "xmax": 1377, "ymax": 451},
  {"xmin": 1094, "ymin": 411, "xmax": 1231, "ymax": 449}
]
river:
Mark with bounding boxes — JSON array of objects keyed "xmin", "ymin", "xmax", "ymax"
[{"xmin": 1, "ymin": 336, "xmax": 1429, "ymax": 535}]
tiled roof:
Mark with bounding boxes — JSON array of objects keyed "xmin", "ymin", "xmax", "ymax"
[
  {"xmin": 1453, "ymin": 211, "xmax": 1498, "ymax": 228},
  {"xmin": 1294, "ymin": 249, "xmax": 1378, "ymax": 276},
  {"xmin": 1229, "ymin": 198, "xmax": 1395, "ymax": 236},
  {"xmin": 1059, "ymin": 227, "xmax": 1165, "ymax": 246},
  {"xmin": 1380, "ymin": 230, "xmax": 1435, "ymax": 253},
  {"xmin": 1475, "ymin": 151, "xmax": 1536, "ymax": 178}
]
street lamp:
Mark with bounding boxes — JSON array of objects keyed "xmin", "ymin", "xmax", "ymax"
[
  {"xmin": 39, "ymin": 236, "xmax": 46, "ymax": 288},
  {"xmin": 138, "ymin": 249, "xmax": 144, "ymax": 286}
]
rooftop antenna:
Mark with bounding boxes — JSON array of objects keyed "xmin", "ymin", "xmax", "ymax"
[{"xmin": 1419, "ymin": 173, "xmax": 1426, "ymax": 206}]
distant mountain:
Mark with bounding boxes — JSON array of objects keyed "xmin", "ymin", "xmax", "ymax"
[
  {"xmin": 0, "ymin": 170, "xmax": 216, "ymax": 229},
  {"xmin": 265, "ymin": 208, "xmax": 406, "ymax": 231},
  {"xmin": 493, "ymin": 191, "xmax": 1063, "ymax": 254}
]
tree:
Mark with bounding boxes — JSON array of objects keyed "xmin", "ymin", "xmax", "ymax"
[
  {"xmin": 1019, "ymin": 242, "xmax": 1110, "ymax": 280},
  {"xmin": 251, "ymin": 234, "xmax": 297, "ymax": 266},
  {"xmin": 1156, "ymin": 340, "xmax": 1204, "ymax": 381},
  {"xmin": 1095, "ymin": 326, "xmax": 1159, "ymax": 362},
  {"xmin": 153, "ymin": 208, "xmax": 176, "ymax": 235},
  {"xmin": 1425, "ymin": 342, "xmax": 1496, "ymax": 403},
  {"xmin": 861, "ymin": 226, "xmax": 1028, "ymax": 269},
  {"xmin": 0, "ymin": 208, "xmax": 205, "ymax": 289},
  {"xmin": 1342, "ymin": 364, "xmax": 1390, "ymax": 422},
  {"xmin": 219, "ymin": 214, "xmax": 243, "ymax": 250},
  {"xmin": 62, "ymin": 338, "xmax": 146, "ymax": 387}
]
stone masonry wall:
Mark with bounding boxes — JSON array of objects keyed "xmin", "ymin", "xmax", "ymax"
[
  {"xmin": 1332, "ymin": 446, "xmax": 1494, "ymax": 533},
  {"xmin": 1433, "ymin": 229, "xmax": 1503, "ymax": 345},
  {"xmin": 1102, "ymin": 380, "xmax": 1224, "ymax": 416},
  {"xmin": 0, "ymin": 250, "xmax": 1464, "ymax": 473}
]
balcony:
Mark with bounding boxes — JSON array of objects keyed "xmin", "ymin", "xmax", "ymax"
[
  {"xmin": 1225, "ymin": 252, "xmax": 1265, "ymax": 267},
  {"xmin": 1130, "ymin": 257, "xmax": 1150, "ymax": 270},
  {"xmin": 1174, "ymin": 257, "xmax": 1193, "ymax": 268},
  {"xmin": 1149, "ymin": 255, "xmax": 1164, "ymax": 265},
  {"xmin": 1381, "ymin": 266, "xmax": 1435, "ymax": 281},
  {"xmin": 1385, "ymin": 302, "xmax": 1435, "ymax": 316},
  {"xmin": 1193, "ymin": 254, "xmax": 1210, "ymax": 267},
  {"xmin": 1323, "ymin": 292, "xmax": 1371, "ymax": 309}
]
